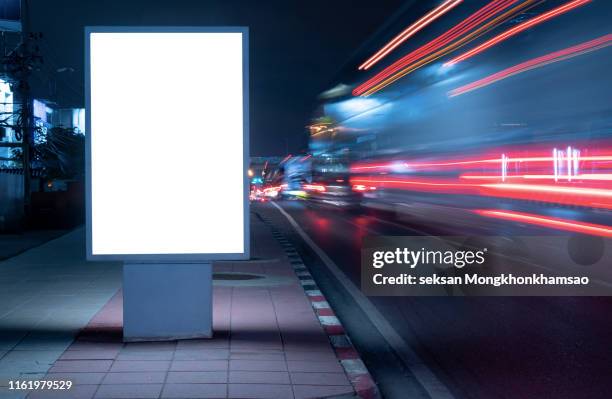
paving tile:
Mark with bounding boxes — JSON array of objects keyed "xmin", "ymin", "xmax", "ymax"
[
  {"xmin": 293, "ymin": 385, "xmax": 354, "ymax": 399},
  {"xmin": 1, "ymin": 351, "xmax": 63, "ymax": 362},
  {"xmin": 0, "ymin": 372, "xmax": 47, "ymax": 387},
  {"xmin": 115, "ymin": 351, "xmax": 174, "ymax": 361},
  {"xmin": 230, "ymin": 342, "xmax": 283, "ymax": 351},
  {"xmin": 0, "ymin": 386, "xmax": 27, "ymax": 399},
  {"xmin": 229, "ymin": 352, "xmax": 285, "ymax": 361},
  {"xmin": 176, "ymin": 339, "xmax": 229, "ymax": 350},
  {"xmin": 229, "ymin": 348, "xmax": 284, "ymax": 354},
  {"xmin": 283, "ymin": 352, "xmax": 337, "ymax": 361},
  {"xmin": 286, "ymin": 360, "xmax": 343, "ymax": 373},
  {"xmin": 173, "ymin": 349, "xmax": 229, "ymax": 360},
  {"xmin": 27, "ymin": 384, "xmax": 98, "ymax": 399},
  {"xmin": 16, "ymin": 332, "xmax": 76, "ymax": 344},
  {"xmin": 0, "ymin": 335, "xmax": 24, "ymax": 352},
  {"xmin": 0, "ymin": 220, "xmax": 361, "ymax": 399},
  {"xmin": 46, "ymin": 372, "xmax": 106, "ymax": 385},
  {"xmin": 170, "ymin": 360, "xmax": 228, "ymax": 372},
  {"xmin": 94, "ymin": 383, "xmax": 163, "ymax": 398},
  {"xmin": 123, "ymin": 342, "xmax": 176, "ymax": 351},
  {"xmin": 67, "ymin": 343, "xmax": 123, "ymax": 352},
  {"xmin": 166, "ymin": 371, "xmax": 227, "ymax": 384},
  {"xmin": 289, "ymin": 372, "xmax": 350, "ymax": 386},
  {"xmin": 102, "ymin": 371, "xmax": 167, "ymax": 384},
  {"xmin": 229, "ymin": 371, "xmax": 290, "ymax": 384},
  {"xmin": 12, "ymin": 340, "xmax": 73, "ymax": 352},
  {"xmin": 48, "ymin": 360, "xmax": 112, "ymax": 373},
  {"xmin": 161, "ymin": 383, "xmax": 227, "ymax": 398},
  {"xmin": 0, "ymin": 360, "xmax": 52, "ymax": 374},
  {"xmin": 109, "ymin": 360, "xmax": 170, "ymax": 372},
  {"xmin": 282, "ymin": 344, "xmax": 331, "ymax": 353},
  {"xmin": 228, "ymin": 383, "xmax": 294, "ymax": 399},
  {"xmin": 229, "ymin": 360, "xmax": 287, "ymax": 372},
  {"xmin": 59, "ymin": 350, "xmax": 119, "ymax": 360}
]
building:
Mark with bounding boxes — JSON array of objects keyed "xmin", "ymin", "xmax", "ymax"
[{"xmin": 53, "ymin": 107, "xmax": 85, "ymax": 134}]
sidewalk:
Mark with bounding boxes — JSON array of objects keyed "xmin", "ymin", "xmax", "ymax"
[
  {"xmin": 0, "ymin": 230, "xmax": 69, "ymax": 261},
  {"xmin": 0, "ymin": 213, "xmax": 361, "ymax": 399},
  {"xmin": 0, "ymin": 229, "xmax": 122, "ymax": 399}
]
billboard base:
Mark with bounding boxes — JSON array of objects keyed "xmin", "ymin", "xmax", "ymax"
[{"xmin": 123, "ymin": 262, "xmax": 213, "ymax": 342}]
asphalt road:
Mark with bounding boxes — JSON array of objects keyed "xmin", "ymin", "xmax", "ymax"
[{"xmin": 254, "ymin": 200, "xmax": 612, "ymax": 399}]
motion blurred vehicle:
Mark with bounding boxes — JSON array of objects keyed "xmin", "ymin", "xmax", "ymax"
[
  {"xmin": 278, "ymin": 155, "xmax": 311, "ymax": 199},
  {"xmin": 302, "ymin": 174, "xmax": 363, "ymax": 209},
  {"xmin": 262, "ymin": 183, "xmax": 285, "ymax": 200},
  {"xmin": 307, "ymin": 0, "xmax": 612, "ymax": 237}
]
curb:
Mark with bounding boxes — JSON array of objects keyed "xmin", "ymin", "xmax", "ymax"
[{"xmin": 258, "ymin": 213, "xmax": 381, "ymax": 399}]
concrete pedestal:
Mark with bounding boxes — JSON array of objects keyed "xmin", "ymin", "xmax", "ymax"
[{"xmin": 123, "ymin": 262, "xmax": 212, "ymax": 341}]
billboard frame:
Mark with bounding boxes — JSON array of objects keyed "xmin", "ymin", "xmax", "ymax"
[{"xmin": 84, "ymin": 26, "xmax": 250, "ymax": 263}]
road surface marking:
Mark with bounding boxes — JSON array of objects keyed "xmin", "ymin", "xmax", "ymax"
[{"xmin": 271, "ymin": 201, "xmax": 456, "ymax": 399}]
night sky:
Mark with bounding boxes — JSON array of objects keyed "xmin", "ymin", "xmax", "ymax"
[{"xmin": 27, "ymin": 0, "xmax": 406, "ymax": 156}]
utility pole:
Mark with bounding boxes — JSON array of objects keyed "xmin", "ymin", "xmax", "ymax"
[{"xmin": 20, "ymin": 0, "xmax": 32, "ymax": 223}]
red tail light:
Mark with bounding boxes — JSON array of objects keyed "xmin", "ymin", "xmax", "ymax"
[
  {"xmin": 303, "ymin": 184, "xmax": 327, "ymax": 192},
  {"xmin": 352, "ymin": 184, "xmax": 377, "ymax": 192}
]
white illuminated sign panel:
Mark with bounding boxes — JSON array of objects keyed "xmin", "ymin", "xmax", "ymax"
[{"xmin": 86, "ymin": 28, "xmax": 249, "ymax": 261}]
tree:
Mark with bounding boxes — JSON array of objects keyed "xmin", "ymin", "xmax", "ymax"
[{"xmin": 32, "ymin": 127, "xmax": 84, "ymax": 180}]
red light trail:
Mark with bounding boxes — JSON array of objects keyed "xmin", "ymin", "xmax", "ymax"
[
  {"xmin": 349, "ymin": 177, "xmax": 612, "ymax": 209},
  {"xmin": 353, "ymin": 0, "xmax": 527, "ymax": 96},
  {"xmin": 449, "ymin": 33, "xmax": 612, "ymax": 97},
  {"xmin": 350, "ymin": 177, "xmax": 478, "ymax": 194},
  {"xmin": 351, "ymin": 155, "xmax": 612, "ymax": 172},
  {"xmin": 445, "ymin": 0, "xmax": 591, "ymax": 66},
  {"xmin": 479, "ymin": 183, "xmax": 612, "ymax": 209},
  {"xmin": 358, "ymin": 0, "xmax": 463, "ymax": 71},
  {"xmin": 350, "ymin": 143, "xmax": 612, "ymax": 208},
  {"xmin": 460, "ymin": 174, "xmax": 612, "ymax": 181},
  {"xmin": 473, "ymin": 209, "xmax": 612, "ymax": 237}
]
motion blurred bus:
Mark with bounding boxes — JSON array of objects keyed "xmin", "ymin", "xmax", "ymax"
[{"xmin": 307, "ymin": 0, "xmax": 612, "ymax": 237}]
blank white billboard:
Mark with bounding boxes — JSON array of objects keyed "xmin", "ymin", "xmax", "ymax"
[{"xmin": 86, "ymin": 28, "xmax": 248, "ymax": 260}]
